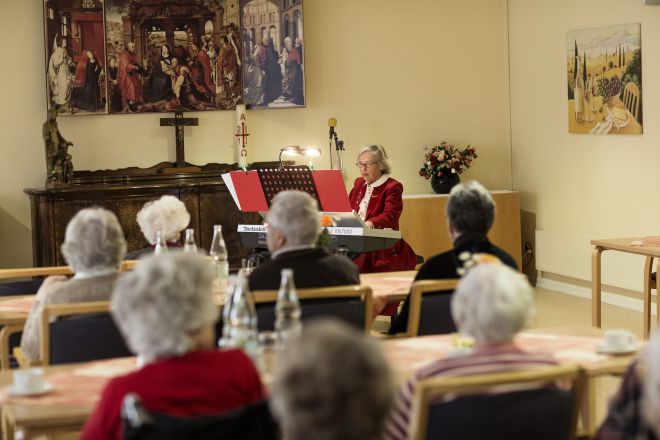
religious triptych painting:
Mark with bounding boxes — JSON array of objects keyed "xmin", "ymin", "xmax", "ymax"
[
  {"xmin": 567, "ymin": 23, "xmax": 642, "ymax": 135},
  {"xmin": 44, "ymin": 0, "xmax": 108, "ymax": 115},
  {"xmin": 43, "ymin": 0, "xmax": 305, "ymax": 115},
  {"xmin": 240, "ymin": 0, "xmax": 305, "ymax": 109}
]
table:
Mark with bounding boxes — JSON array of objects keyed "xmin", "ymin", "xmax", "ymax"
[
  {"xmin": 381, "ymin": 329, "xmax": 637, "ymax": 434},
  {"xmin": 0, "ymin": 328, "xmax": 636, "ymax": 438},
  {"xmin": 591, "ymin": 238, "xmax": 660, "ymax": 339},
  {"xmin": 360, "ymin": 271, "xmax": 416, "ymax": 316},
  {"xmin": 0, "ymin": 357, "xmax": 135, "ymax": 439}
]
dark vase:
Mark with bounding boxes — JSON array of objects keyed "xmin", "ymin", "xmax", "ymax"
[{"xmin": 431, "ymin": 170, "xmax": 460, "ymax": 194}]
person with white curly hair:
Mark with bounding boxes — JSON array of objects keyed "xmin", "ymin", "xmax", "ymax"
[
  {"xmin": 82, "ymin": 253, "xmax": 265, "ymax": 440},
  {"xmin": 125, "ymin": 195, "xmax": 191, "ymax": 259},
  {"xmin": 384, "ymin": 264, "xmax": 557, "ymax": 440},
  {"xmin": 593, "ymin": 331, "xmax": 660, "ymax": 439},
  {"xmin": 20, "ymin": 207, "xmax": 127, "ymax": 362},
  {"xmin": 270, "ymin": 319, "xmax": 395, "ymax": 440},
  {"xmin": 248, "ymin": 190, "xmax": 359, "ymax": 290}
]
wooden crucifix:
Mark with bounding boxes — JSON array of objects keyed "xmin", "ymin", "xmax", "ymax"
[{"xmin": 160, "ymin": 110, "xmax": 199, "ymax": 168}]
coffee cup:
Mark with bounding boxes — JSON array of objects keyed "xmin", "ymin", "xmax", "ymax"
[
  {"xmin": 13, "ymin": 368, "xmax": 45, "ymax": 393},
  {"xmin": 603, "ymin": 329, "xmax": 635, "ymax": 350}
]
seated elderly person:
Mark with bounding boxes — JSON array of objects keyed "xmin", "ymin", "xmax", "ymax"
[
  {"xmin": 125, "ymin": 195, "xmax": 190, "ymax": 259},
  {"xmin": 82, "ymin": 253, "xmax": 264, "ymax": 440},
  {"xmin": 389, "ymin": 180, "xmax": 517, "ymax": 334},
  {"xmin": 271, "ymin": 319, "xmax": 394, "ymax": 440},
  {"xmin": 20, "ymin": 207, "xmax": 126, "ymax": 363},
  {"xmin": 249, "ymin": 190, "xmax": 360, "ymax": 290},
  {"xmin": 384, "ymin": 264, "xmax": 556, "ymax": 440},
  {"xmin": 593, "ymin": 331, "xmax": 660, "ymax": 439}
]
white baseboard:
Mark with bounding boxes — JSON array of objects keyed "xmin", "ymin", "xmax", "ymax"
[{"xmin": 537, "ymin": 277, "xmax": 656, "ymax": 316}]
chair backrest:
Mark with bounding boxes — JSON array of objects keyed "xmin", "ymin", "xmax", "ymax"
[
  {"xmin": 39, "ymin": 301, "xmax": 131, "ymax": 365},
  {"xmin": 409, "ymin": 364, "xmax": 585, "ymax": 440},
  {"xmin": 405, "ymin": 279, "xmax": 460, "ymax": 337},
  {"xmin": 622, "ymin": 81, "xmax": 641, "ymax": 121},
  {"xmin": 122, "ymin": 394, "xmax": 280, "ymax": 440},
  {"xmin": 251, "ymin": 285, "xmax": 374, "ymax": 333}
]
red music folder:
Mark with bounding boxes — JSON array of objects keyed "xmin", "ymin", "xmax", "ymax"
[
  {"xmin": 222, "ymin": 171, "xmax": 268, "ymax": 212},
  {"xmin": 312, "ymin": 170, "xmax": 352, "ymax": 212}
]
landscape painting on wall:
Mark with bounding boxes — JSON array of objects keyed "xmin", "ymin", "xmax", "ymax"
[
  {"xmin": 240, "ymin": 0, "xmax": 305, "ymax": 109},
  {"xmin": 44, "ymin": 0, "xmax": 108, "ymax": 115},
  {"xmin": 567, "ymin": 23, "xmax": 642, "ymax": 135}
]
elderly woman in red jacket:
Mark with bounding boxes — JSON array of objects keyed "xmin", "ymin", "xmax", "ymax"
[{"xmin": 349, "ymin": 145, "xmax": 417, "ymax": 273}]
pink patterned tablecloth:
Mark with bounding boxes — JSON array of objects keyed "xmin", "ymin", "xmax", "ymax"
[
  {"xmin": 382, "ymin": 332, "xmax": 638, "ymax": 377},
  {"xmin": 0, "ymin": 296, "xmax": 35, "ymax": 315},
  {"xmin": 360, "ymin": 273, "xmax": 415, "ymax": 316},
  {"xmin": 0, "ymin": 357, "xmax": 136, "ymax": 407}
]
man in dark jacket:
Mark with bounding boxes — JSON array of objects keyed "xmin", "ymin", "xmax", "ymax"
[
  {"xmin": 249, "ymin": 191, "xmax": 359, "ymax": 291},
  {"xmin": 389, "ymin": 181, "xmax": 517, "ymax": 334}
]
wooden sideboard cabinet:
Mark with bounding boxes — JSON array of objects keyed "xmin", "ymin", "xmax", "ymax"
[{"xmin": 24, "ymin": 162, "xmax": 268, "ymax": 268}]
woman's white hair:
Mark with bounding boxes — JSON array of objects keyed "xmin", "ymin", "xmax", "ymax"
[
  {"xmin": 451, "ymin": 264, "xmax": 534, "ymax": 344},
  {"xmin": 358, "ymin": 145, "xmax": 392, "ymax": 175},
  {"xmin": 446, "ymin": 181, "xmax": 496, "ymax": 236},
  {"xmin": 61, "ymin": 207, "xmax": 126, "ymax": 273},
  {"xmin": 270, "ymin": 319, "xmax": 394, "ymax": 440},
  {"xmin": 111, "ymin": 252, "xmax": 218, "ymax": 359},
  {"xmin": 266, "ymin": 191, "xmax": 321, "ymax": 246},
  {"xmin": 642, "ymin": 332, "xmax": 660, "ymax": 437},
  {"xmin": 136, "ymin": 195, "xmax": 190, "ymax": 245}
]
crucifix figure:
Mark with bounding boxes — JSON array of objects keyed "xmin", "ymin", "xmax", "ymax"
[{"xmin": 160, "ymin": 110, "xmax": 199, "ymax": 168}]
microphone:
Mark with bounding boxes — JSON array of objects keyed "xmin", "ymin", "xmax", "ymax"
[{"xmin": 328, "ymin": 117, "xmax": 337, "ymax": 139}]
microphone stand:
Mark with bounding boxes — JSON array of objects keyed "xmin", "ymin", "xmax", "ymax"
[{"xmin": 331, "ymin": 132, "xmax": 345, "ymax": 173}]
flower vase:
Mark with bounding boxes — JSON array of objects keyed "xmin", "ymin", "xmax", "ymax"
[{"xmin": 431, "ymin": 170, "xmax": 460, "ymax": 194}]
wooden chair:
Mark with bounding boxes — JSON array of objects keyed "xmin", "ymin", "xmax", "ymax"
[
  {"xmin": 643, "ymin": 257, "xmax": 657, "ymax": 339},
  {"xmin": 622, "ymin": 81, "xmax": 641, "ymax": 122},
  {"xmin": 36, "ymin": 301, "xmax": 131, "ymax": 366},
  {"xmin": 402, "ymin": 279, "xmax": 460, "ymax": 338},
  {"xmin": 249, "ymin": 285, "xmax": 374, "ymax": 333},
  {"xmin": 408, "ymin": 364, "xmax": 586, "ymax": 440}
]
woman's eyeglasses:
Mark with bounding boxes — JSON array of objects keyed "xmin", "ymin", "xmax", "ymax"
[{"xmin": 355, "ymin": 161, "xmax": 378, "ymax": 169}]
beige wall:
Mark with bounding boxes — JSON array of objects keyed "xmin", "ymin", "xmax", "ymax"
[
  {"xmin": 509, "ymin": 0, "xmax": 660, "ymax": 291},
  {"xmin": 0, "ymin": 0, "xmax": 512, "ymax": 268}
]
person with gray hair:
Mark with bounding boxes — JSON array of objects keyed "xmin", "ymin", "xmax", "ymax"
[
  {"xmin": 82, "ymin": 253, "xmax": 265, "ymax": 440},
  {"xmin": 249, "ymin": 190, "xmax": 359, "ymax": 290},
  {"xmin": 271, "ymin": 319, "xmax": 395, "ymax": 440},
  {"xmin": 125, "ymin": 195, "xmax": 190, "ymax": 259},
  {"xmin": 593, "ymin": 329, "xmax": 660, "ymax": 439},
  {"xmin": 384, "ymin": 264, "xmax": 557, "ymax": 440},
  {"xmin": 348, "ymin": 144, "xmax": 417, "ymax": 273},
  {"xmin": 389, "ymin": 180, "xmax": 517, "ymax": 334},
  {"xmin": 20, "ymin": 207, "xmax": 127, "ymax": 362}
]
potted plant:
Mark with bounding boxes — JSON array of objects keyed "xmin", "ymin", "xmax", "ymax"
[{"xmin": 419, "ymin": 142, "xmax": 477, "ymax": 194}]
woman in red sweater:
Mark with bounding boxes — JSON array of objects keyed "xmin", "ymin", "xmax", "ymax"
[
  {"xmin": 82, "ymin": 253, "xmax": 264, "ymax": 440},
  {"xmin": 349, "ymin": 145, "xmax": 417, "ymax": 273}
]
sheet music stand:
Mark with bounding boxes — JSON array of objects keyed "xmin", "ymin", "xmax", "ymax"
[{"xmin": 257, "ymin": 166, "xmax": 320, "ymax": 207}]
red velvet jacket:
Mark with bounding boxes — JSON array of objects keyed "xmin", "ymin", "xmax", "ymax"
[{"xmin": 348, "ymin": 177, "xmax": 417, "ymax": 273}]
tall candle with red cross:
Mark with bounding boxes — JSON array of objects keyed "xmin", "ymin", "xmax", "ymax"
[{"xmin": 234, "ymin": 104, "xmax": 249, "ymax": 169}]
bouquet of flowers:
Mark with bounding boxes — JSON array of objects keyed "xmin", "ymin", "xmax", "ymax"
[{"xmin": 419, "ymin": 141, "xmax": 477, "ymax": 179}]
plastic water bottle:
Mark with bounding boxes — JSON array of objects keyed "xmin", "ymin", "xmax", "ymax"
[
  {"xmin": 219, "ymin": 275, "xmax": 237, "ymax": 348},
  {"xmin": 226, "ymin": 270, "xmax": 258, "ymax": 357},
  {"xmin": 210, "ymin": 225, "xmax": 229, "ymax": 285},
  {"xmin": 275, "ymin": 269, "xmax": 302, "ymax": 344},
  {"xmin": 154, "ymin": 230, "xmax": 168, "ymax": 255},
  {"xmin": 183, "ymin": 228, "xmax": 198, "ymax": 253}
]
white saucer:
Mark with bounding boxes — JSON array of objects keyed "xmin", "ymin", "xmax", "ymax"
[
  {"xmin": 6, "ymin": 382, "xmax": 54, "ymax": 397},
  {"xmin": 596, "ymin": 342, "xmax": 640, "ymax": 355}
]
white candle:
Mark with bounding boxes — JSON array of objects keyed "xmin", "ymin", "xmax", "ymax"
[{"xmin": 235, "ymin": 104, "xmax": 248, "ymax": 168}]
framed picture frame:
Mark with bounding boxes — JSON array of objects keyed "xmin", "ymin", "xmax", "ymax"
[
  {"xmin": 240, "ymin": 0, "xmax": 305, "ymax": 109},
  {"xmin": 44, "ymin": 0, "xmax": 108, "ymax": 115}
]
